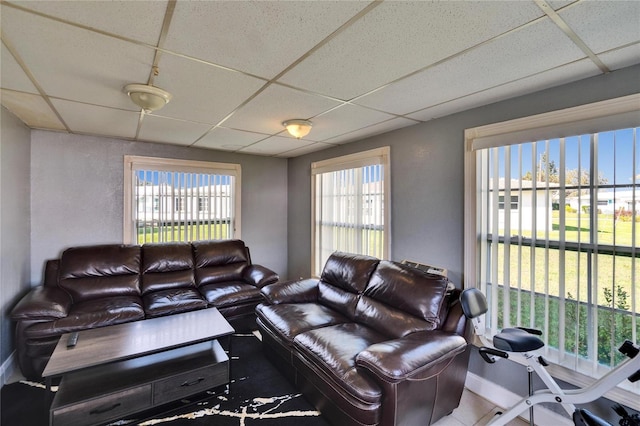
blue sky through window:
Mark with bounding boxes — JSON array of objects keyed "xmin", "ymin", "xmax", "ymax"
[
  {"xmin": 136, "ymin": 171, "xmax": 232, "ymax": 187},
  {"xmin": 495, "ymin": 127, "xmax": 639, "ymax": 184}
]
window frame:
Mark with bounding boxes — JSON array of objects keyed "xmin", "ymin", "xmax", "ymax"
[
  {"xmin": 123, "ymin": 155, "xmax": 241, "ymax": 244},
  {"xmin": 311, "ymin": 147, "xmax": 391, "ymax": 277},
  {"xmin": 464, "ymin": 94, "xmax": 640, "ymax": 408}
]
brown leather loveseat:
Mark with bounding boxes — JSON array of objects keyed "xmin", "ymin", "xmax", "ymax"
[
  {"xmin": 256, "ymin": 251, "xmax": 471, "ymax": 426},
  {"xmin": 11, "ymin": 239, "xmax": 278, "ymax": 380}
]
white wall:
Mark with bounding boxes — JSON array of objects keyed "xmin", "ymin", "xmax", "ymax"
[{"xmin": 0, "ymin": 106, "xmax": 31, "ymax": 381}]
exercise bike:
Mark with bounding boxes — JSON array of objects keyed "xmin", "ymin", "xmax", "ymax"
[{"xmin": 459, "ymin": 288, "xmax": 640, "ymax": 426}]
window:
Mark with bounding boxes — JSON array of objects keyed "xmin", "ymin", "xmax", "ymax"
[
  {"xmin": 311, "ymin": 147, "xmax": 391, "ymax": 276},
  {"xmin": 498, "ymin": 195, "xmax": 519, "ymax": 210},
  {"xmin": 464, "ymin": 94, "xmax": 640, "ymax": 405},
  {"xmin": 124, "ymin": 156, "xmax": 241, "ymax": 244}
]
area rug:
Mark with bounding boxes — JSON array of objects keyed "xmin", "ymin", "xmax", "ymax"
[{"xmin": 1, "ymin": 333, "xmax": 330, "ymax": 426}]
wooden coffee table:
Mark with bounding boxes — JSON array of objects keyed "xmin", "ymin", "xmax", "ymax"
[{"xmin": 43, "ymin": 308, "xmax": 234, "ymax": 426}]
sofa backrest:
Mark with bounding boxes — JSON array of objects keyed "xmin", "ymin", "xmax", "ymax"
[
  {"xmin": 354, "ymin": 261, "xmax": 450, "ymax": 339},
  {"xmin": 318, "ymin": 252, "xmax": 380, "ymax": 320},
  {"xmin": 58, "ymin": 245, "xmax": 141, "ymax": 303},
  {"xmin": 193, "ymin": 240, "xmax": 250, "ymax": 287},
  {"xmin": 141, "ymin": 243, "xmax": 195, "ymax": 295}
]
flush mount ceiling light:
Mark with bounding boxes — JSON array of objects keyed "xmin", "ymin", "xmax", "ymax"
[
  {"xmin": 124, "ymin": 83, "xmax": 172, "ymax": 113},
  {"xmin": 282, "ymin": 119, "xmax": 312, "ymax": 139}
]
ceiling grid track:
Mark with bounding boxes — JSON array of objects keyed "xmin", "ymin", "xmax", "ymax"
[
  {"xmin": 134, "ymin": 0, "xmax": 178, "ymax": 139},
  {"xmin": 0, "ymin": 30, "xmax": 71, "ymax": 132},
  {"xmin": 189, "ymin": 0, "xmax": 383, "ymax": 149},
  {"xmin": 2, "ymin": 0, "xmax": 638, "ymax": 157},
  {"xmin": 534, "ymin": 0, "xmax": 610, "ymax": 74}
]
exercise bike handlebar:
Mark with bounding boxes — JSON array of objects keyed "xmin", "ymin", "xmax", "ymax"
[{"xmin": 479, "ymin": 346, "xmax": 509, "ymax": 364}]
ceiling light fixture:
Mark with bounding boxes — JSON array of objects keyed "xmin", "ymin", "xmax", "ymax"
[
  {"xmin": 124, "ymin": 83, "xmax": 172, "ymax": 113},
  {"xmin": 283, "ymin": 119, "xmax": 312, "ymax": 139}
]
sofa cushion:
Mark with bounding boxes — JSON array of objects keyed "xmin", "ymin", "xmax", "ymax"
[
  {"xmin": 320, "ymin": 252, "xmax": 380, "ymax": 294},
  {"xmin": 293, "ymin": 323, "xmax": 385, "ymax": 405},
  {"xmin": 193, "ymin": 240, "xmax": 249, "ymax": 286},
  {"xmin": 143, "ymin": 288, "xmax": 207, "ymax": 318},
  {"xmin": 317, "ymin": 252, "xmax": 379, "ymax": 320},
  {"xmin": 354, "ymin": 261, "xmax": 449, "ymax": 337},
  {"xmin": 58, "ymin": 245, "xmax": 141, "ymax": 303},
  {"xmin": 141, "ymin": 243, "xmax": 195, "ymax": 295},
  {"xmin": 256, "ymin": 303, "xmax": 349, "ymax": 344},
  {"xmin": 24, "ymin": 296, "xmax": 144, "ymax": 339},
  {"xmin": 199, "ymin": 282, "xmax": 262, "ymax": 308},
  {"xmin": 356, "ymin": 331, "xmax": 468, "ymax": 383},
  {"xmin": 260, "ymin": 279, "xmax": 318, "ymax": 305}
]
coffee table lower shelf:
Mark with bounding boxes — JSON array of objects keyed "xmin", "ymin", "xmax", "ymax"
[{"xmin": 50, "ymin": 340, "xmax": 228, "ymax": 426}]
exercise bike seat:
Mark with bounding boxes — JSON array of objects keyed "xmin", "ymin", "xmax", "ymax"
[{"xmin": 494, "ymin": 327, "xmax": 545, "ymax": 352}]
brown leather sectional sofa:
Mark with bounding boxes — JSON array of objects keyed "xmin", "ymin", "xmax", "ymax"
[
  {"xmin": 11, "ymin": 239, "xmax": 278, "ymax": 380},
  {"xmin": 256, "ymin": 251, "xmax": 471, "ymax": 426}
]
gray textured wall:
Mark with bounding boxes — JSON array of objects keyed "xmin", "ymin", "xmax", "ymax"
[
  {"xmin": 3, "ymin": 63, "xmax": 639, "ymax": 418},
  {"xmin": 1, "ymin": 107, "xmax": 31, "ymax": 373},
  {"xmin": 29, "ymin": 131, "xmax": 288, "ymax": 284},
  {"xmin": 287, "ymin": 64, "xmax": 640, "ymax": 422},
  {"xmin": 287, "ymin": 64, "xmax": 640, "ymax": 285}
]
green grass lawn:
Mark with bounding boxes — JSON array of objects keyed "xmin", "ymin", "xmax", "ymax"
[
  {"xmin": 495, "ymin": 211, "xmax": 639, "ymax": 311},
  {"xmin": 493, "ymin": 211, "xmax": 639, "ymax": 365},
  {"xmin": 519, "ymin": 211, "xmax": 640, "ymax": 246},
  {"xmin": 137, "ymin": 223, "xmax": 231, "ymax": 244}
]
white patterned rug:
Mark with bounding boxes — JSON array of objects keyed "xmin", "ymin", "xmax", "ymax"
[{"xmin": 1, "ymin": 333, "xmax": 329, "ymax": 426}]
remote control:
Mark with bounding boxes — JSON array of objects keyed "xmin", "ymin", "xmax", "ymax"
[{"xmin": 67, "ymin": 332, "xmax": 79, "ymax": 348}]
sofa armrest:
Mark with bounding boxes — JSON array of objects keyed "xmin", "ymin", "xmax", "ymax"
[
  {"xmin": 260, "ymin": 278, "xmax": 319, "ymax": 305},
  {"xmin": 441, "ymin": 294, "xmax": 468, "ymax": 337},
  {"xmin": 243, "ymin": 264, "xmax": 279, "ymax": 288},
  {"xmin": 356, "ymin": 331, "xmax": 467, "ymax": 383},
  {"xmin": 11, "ymin": 286, "xmax": 71, "ymax": 321}
]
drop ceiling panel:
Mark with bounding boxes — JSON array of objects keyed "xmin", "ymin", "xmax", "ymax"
[
  {"xmin": 309, "ymin": 104, "xmax": 397, "ymax": 142},
  {"xmin": 153, "ymin": 53, "xmax": 266, "ymax": 125},
  {"xmin": 323, "ymin": 117, "xmax": 417, "ymax": 145},
  {"xmin": 164, "ymin": 1, "xmax": 369, "ymax": 79},
  {"xmin": 239, "ymin": 135, "xmax": 315, "ymax": 156},
  {"xmin": 223, "ymin": 84, "xmax": 342, "ymax": 135},
  {"xmin": 600, "ymin": 45, "xmax": 640, "ymax": 71},
  {"xmin": 7, "ymin": 0, "xmax": 168, "ymax": 45},
  {"xmin": 0, "ymin": 45, "xmax": 38, "ymax": 94},
  {"xmin": 277, "ymin": 142, "xmax": 335, "ymax": 158},
  {"xmin": 408, "ymin": 59, "xmax": 601, "ymax": 122},
  {"xmin": 355, "ymin": 18, "xmax": 588, "ymax": 115},
  {"xmin": 51, "ymin": 99, "xmax": 139, "ymax": 140},
  {"xmin": 1, "ymin": 1, "xmax": 638, "ymax": 158},
  {"xmin": 138, "ymin": 115, "xmax": 212, "ymax": 146},
  {"xmin": 0, "ymin": 89, "xmax": 65, "ymax": 130},
  {"xmin": 279, "ymin": 1, "xmax": 544, "ymax": 100},
  {"xmin": 194, "ymin": 127, "xmax": 269, "ymax": 151},
  {"xmin": 559, "ymin": 1, "xmax": 640, "ymax": 54},
  {"xmin": 1, "ymin": 6, "xmax": 154, "ymax": 110}
]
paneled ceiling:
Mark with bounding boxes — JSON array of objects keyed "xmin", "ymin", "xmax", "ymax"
[{"xmin": 1, "ymin": 1, "xmax": 639, "ymax": 158}]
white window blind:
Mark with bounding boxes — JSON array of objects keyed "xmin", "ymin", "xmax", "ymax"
[
  {"xmin": 124, "ymin": 156, "xmax": 241, "ymax": 244},
  {"xmin": 311, "ymin": 147, "xmax": 391, "ymax": 276},
  {"xmin": 464, "ymin": 94, "xmax": 640, "ymax": 406}
]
